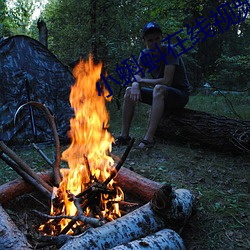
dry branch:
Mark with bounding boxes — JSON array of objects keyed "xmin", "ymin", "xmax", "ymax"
[
  {"xmin": 0, "ymin": 141, "xmax": 52, "ymax": 193},
  {"xmin": 0, "ymin": 152, "xmax": 51, "ymax": 199}
]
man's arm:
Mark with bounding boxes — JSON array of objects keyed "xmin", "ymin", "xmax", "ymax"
[{"xmin": 137, "ymin": 64, "xmax": 176, "ymax": 87}]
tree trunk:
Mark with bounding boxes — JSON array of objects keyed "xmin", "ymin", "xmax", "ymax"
[
  {"xmin": 0, "ymin": 204, "xmax": 32, "ymax": 249},
  {"xmin": 155, "ymin": 108, "xmax": 250, "ymax": 154},
  {"xmin": 37, "ymin": 19, "xmax": 48, "ymax": 47}
]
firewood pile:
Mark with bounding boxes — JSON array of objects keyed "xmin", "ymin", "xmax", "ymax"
[{"xmin": 0, "ymin": 140, "xmax": 196, "ymax": 250}]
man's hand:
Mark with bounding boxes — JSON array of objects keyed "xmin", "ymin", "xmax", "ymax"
[
  {"xmin": 130, "ymin": 82, "xmax": 141, "ymax": 102},
  {"xmin": 134, "ymin": 75, "xmax": 143, "ymax": 83}
]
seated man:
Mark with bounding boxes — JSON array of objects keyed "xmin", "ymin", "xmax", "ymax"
[{"xmin": 116, "ymin": 22, "xmax": 191, "ymax": 148}]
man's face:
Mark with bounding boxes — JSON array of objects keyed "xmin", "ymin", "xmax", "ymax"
[{"xmin": 143, "ymin": 30, "xmax": 162, "ymax": 51}]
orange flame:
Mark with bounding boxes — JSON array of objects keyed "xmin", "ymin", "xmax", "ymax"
[{"xmin": 43, "ymin": 55, "xmax": 123, "ymax": 234}]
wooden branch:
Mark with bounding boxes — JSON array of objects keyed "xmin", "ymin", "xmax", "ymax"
[
  {"xmin": 32, "ymin": 143, "xmax": 53, "ymax": 167},
  {"xmin": 104, "ymin": 138, "xmax": 135, "ymax": 186},
  {"xmin": 0, "ymin": 152, "xmax": 51, "ymax": 199},
  {"xmin": 0, "ymin": 204, "xmax": 32, "ymax": 249},
  {"xmin": 0, "ymin": 141, "xmax": 52, "ymax": 193}
]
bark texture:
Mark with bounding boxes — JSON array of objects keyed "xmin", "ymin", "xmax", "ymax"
[
  {"xmin": 110, "ymin": 228, "xmax": 186, "ymax": 250},
  {"xmin": 0, "ymin": 204, "xmax": 32, "ymax": 249},
  {"xmin": 0, "ymin": 171, "xmax": 53, "ymax": 205},
  {"xmin": 0, "ymin": 167, "xmax": 159, "ymax": 205},
  {"xmin": 59, "ymin": 187, "xmax": 195, "ymax": 250},
  {"xmin": 156, "ymin": 108, "xmax": 250, "ymax": 154}
]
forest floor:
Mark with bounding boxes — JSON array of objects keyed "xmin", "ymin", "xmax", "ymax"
[{"xmin": 0, "ymin": 94, "xmax": 249, "ymax": 249}]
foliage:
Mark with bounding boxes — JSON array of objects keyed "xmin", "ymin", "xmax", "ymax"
[
  {"xmin": 2, "ymin": 0, "xmax": 250, "ymax": 93},
  {"xmin": 208, "ymin": 54, "xmax": 250, "ymax": 89}
]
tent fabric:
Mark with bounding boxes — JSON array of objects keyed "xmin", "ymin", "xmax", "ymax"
[{"xmin": 0, "ymin": 35, "xmax": 74, "ymax": 145}]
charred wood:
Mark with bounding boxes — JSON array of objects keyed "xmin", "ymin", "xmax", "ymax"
[
  {"xmin": 104, "ymin": 138, "xmax": 135, "ymax": 185},
  {"xmin": 0, "ymin": 167, "xmax": 159, "ymax": 205},
  {"xmin": 115, "ymin": 167, "xmax": 162, "ymax": 203}
]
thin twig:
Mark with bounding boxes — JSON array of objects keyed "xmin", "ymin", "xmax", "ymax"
[{"xmin": 103, "ymin": 138, "xmax": 135, "ymax": 186}]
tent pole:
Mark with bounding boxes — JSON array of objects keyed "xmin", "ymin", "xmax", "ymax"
[{"xmin": 24, "ymin": 78, "xmax": 38, "ymax": 142}]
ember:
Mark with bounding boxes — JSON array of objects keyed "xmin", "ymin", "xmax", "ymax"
[{"xmin": 40, "ymin": 55, "xmax": 124, "ymax": 235}]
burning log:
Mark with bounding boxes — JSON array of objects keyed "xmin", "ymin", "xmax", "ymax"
[
  {"xmin": 0, "ymin": 204, "xmax": 32, "ymax": 249},
  {"xmin": 59, "ymin": 185, "xmax": 195, "ymax": 250},
  {"xmin": 110, "ymin": 228, "xmax": 186, "ymax": 250},
  {"xmin": 156, "ymin": 108, "xmax": 250, "ymax": 154}
]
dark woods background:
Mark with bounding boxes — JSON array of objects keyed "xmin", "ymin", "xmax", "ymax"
[{"xmin": 1, "ymin": 0, "xmax": 250, "ymax": 96}]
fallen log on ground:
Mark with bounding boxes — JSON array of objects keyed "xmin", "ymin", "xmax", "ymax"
[
  {"xmin": 114, "ymin": 166, "xmax": 162, "ymax": 203},
  {"xmin": 155, "ymin": 108, "xmax": 250, "ymax": 154},
  {"xmin": 59, "ymin": 186, "xmax": 195, "ymax": 250},
  {"xmin": 0, "ymin": 167, "xmax": 160, "ymax": 205},
  {"xmin": 0, "ymin": 171, "xmax": 53, "ymax": 204},
  {"xmin": 0, "ymin": 204, "xmax": 32, "ymax": 249},
  {"xmin": 110, "ymin": 228, "xmax": 185, "ymax": 250}
]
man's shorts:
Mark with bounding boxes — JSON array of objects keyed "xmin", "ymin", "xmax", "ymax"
[{"xmin": 140, "ymin": 87, "xmax": 189, "ymax": 112}]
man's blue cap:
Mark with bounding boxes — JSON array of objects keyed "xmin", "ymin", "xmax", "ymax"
[{"xmin": 142, "ymin": 22, "xmax": 162, "ymax": 38}]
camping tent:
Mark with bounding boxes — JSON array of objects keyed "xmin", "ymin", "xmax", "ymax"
[{"xmin": 0, "ymin": 35, "xmax": 74, "ymax": 145}]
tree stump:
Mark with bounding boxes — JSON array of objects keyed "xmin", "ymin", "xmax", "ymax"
[{"xmin": 155, "ymin": 108, "xmax": 250, "ymax": 154}]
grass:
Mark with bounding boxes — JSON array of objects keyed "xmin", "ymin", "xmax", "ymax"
[{"xmin": 0, "ymin": 93, "xmax": 249, "ymax": 249}]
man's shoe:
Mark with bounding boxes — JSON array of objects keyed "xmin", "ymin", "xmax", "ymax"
[
  {"xmin": 114, "ymin": 136, "xmax": 132, "ymax": 147},
  {"xmin": 136, "ymin": 139, "xmax": 155, "ymax": 149}
]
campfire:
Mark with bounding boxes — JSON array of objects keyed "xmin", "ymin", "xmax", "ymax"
[
  {"xmin": 0, "ymin": 55, "xmax": 196, "ymax": 249},
  {"xmin": 39, "ymin": 55, "xmax": 127, "ymax": 236}
]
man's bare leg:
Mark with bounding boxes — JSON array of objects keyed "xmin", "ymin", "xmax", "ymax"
[
  {"xmin": 139, "ymin": 85, "xmax": 166, "ymax": 147},
  {"xmin": 120, "ymin": 87, "xmax": 136, "ymax": 138}
]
